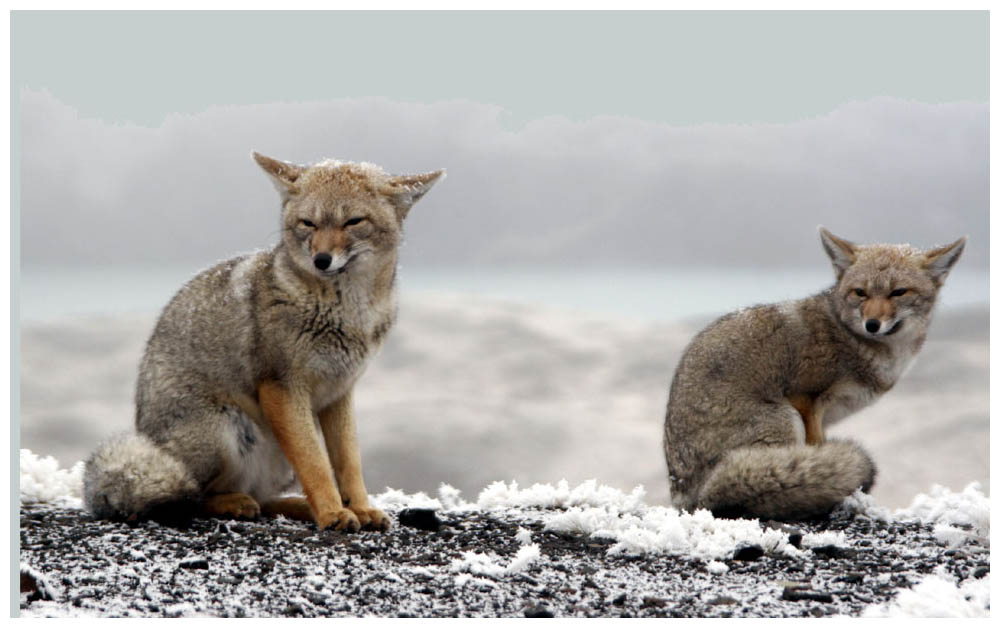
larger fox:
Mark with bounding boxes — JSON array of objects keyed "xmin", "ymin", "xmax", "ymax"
[
  {"xmin": 663, "ymin": 228, "xmax": 965, "ymax": 520},
  {"xmin": 83, "ymin": 152, "xmax": 444, "ymax": 531}
]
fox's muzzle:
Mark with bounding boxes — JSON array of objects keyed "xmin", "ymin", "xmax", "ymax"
[
  {"xmin": 864, "ymin": 317, "xmax": 903, "ymax": 336},
  {"xmin": 313, "ymin": 253, "xmax": 332, "ymax": 271}
]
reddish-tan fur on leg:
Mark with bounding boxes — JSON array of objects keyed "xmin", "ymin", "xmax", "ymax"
[
  {"xmin": 203, "ymin": 492, "xmax": 261, "ymax": 520},
  {"xmin": 319, "ymin": 391, "xmax": 390, "ymax": 531},
  {"xmin": 788, "ymin": 394, "xmax": 825, "ymax": 446},
  {"xmin": 258, "ymin": 380, "xmax": 360, "ymax": 532}
]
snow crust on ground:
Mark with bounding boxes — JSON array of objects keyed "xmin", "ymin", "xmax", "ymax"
[
  {"xmin": 843, "ymin": 482, "xmax": 990, "ymax": 540},
  {"xmin": 21, "ymin": 450, "xmax": 990, "ymax": 561},
  {"xmin": 449, "ymin": 543, "xmax": 542, "ymax": 586},
  {"xmin": 862, "ymin": 567, "xmax": 991, "ymax": 618},
  {"xmin": 19, "ymin": 450, "xmax": 991, "ymax": 618},
  {"xmin": 19, "ymin": 449, "xmax": 84, "ymax": 509}
]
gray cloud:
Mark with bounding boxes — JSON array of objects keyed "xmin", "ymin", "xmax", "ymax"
[{"xmin": 19, "ymin": 90, "xmax": 987, "ymax": 269}]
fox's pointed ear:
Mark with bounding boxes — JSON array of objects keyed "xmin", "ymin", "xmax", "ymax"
[
  {"xmin": 380, "ymin": 170, "xmax": 445, "ymax": 221},
  {"xmin": 923, "ymin": 236, "xmax": 966, "ymax": 285},
  {"xmin": 252, "ymin": 151, "xmax": 303, "ymax": 203},
  {"xmin": 819, "ymin": 227, "xmax": 857, "ymax": 279}
]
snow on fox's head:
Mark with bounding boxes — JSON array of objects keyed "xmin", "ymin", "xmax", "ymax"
[
  {"xmin": 252, "ymin": 152, "xmax": 444, "ymax": 278},
  {"xmin": 818, "ymin": 226, "xmax": 966, "ymax": 341}
]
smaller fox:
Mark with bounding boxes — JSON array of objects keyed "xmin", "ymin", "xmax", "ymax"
[
  {"xmin": 663, "ymin": 227, "xmax": 966, "ymax": 520},
  {"xmin": 83, "ymin": 152, "xmax": 444, "ymax": 531}
]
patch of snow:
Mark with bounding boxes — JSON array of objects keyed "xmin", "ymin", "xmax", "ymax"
[
  {"xmin": 705, "ymin": 560, "xmax": 729, "ymax": 575},
  {"xmin": 515, "ymin": 527, "xmax": 532, "ymax": 545},
  {"xmin": 800, "ymin": 530, "xmax": 848, "ymax": 548},
  {"xmin": 863, "ymin": 569, "xmax": 990, "ymax": 618},
  {"xmin": 896, "ymin": 483, "xmax": 990, "ymax": 540},
  {"xmin": 506, "ymin": 544, "xmax": 541, "ymax": 573},
  {"xmin": 370, "ymin": 487, "xmax": 442, "ymax": 511},
  {"xmin": 449, "ymin": 544, "xmax": 541, "ymax": 579},
  {"xmin": 475, "ymin": 479, "xmax": 647, "ymax": 513},
  {"xmin": 546, "ymin": 503, "xmax": 792, "ymax": 561},
  {"xmin": 843, "ymin": 482, "xmax": 989, "ymax": 544},
  {"xmin": 20, "ymin": 450, "xmax": 84, "ymax": 508},
  {"xmin": 437, "ymin": 483, "xmax": 467, "ymax": 511},
  {"xmin": 932, "ymin": 524, "xmax": 973, "ymax": 548}
]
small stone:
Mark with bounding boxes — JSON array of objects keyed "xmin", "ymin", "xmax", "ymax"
[
  {"xmin": 612, "ymin": 593, "xmax": 627, "ymax": 606},
  {"xmin": 732, "ymin": 545, "xmax": 765, "ymax": 561},
  {"xmin": 398, "ymin": 509, "xmax": 443, "ymax": 532},
  {"xmin": 708, "ymin": 595, "xmax": 738, "ymax": 605},
  {"xmin": 782, "ymin": 587, "xmax": 834, "ymax": 603},
  {"xmin": 20, "ymin": 568, "xmax": 54, "ymax": 602},
  {"xmin": 641, "ymin": 596, "xmax": 668, "ymax": 608},
  {"xmin": 179, "ymin": 557, "xmax": 209, "ymax": 570},
  {"xmin": 835, "ymin": 572, "xmax": 864, "ymax": 584},
  {"xmin": 973, "ymin": 566, "xmax": 989, "ymax": 578},
  {"xmin": 283, "ymin": 603, "xmax": 305, "ymax": 616},
  {"xmin": 810, "ymin": 545, "xmax": 858, "ymax": 560},
  {"xmin": 524, "ymin": 605, "xmax": 554, "ymax": 617}
]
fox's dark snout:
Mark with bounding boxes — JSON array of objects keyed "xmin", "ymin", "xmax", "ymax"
[{"xmin": 313, "ymin": 253, "xmax": 332, "ymax": 270}]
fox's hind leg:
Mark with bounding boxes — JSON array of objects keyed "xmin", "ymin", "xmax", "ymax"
[
  {"xmin": 203, "ymin": 493, "xmax": 261, "ymax": 520},
  {"xmin": 261, "ymin": 496, "xmax": 314, "ymax": 522},
  {"xmin": 787, "ymin": 394, "xmax": 824, "ymax": 445}
]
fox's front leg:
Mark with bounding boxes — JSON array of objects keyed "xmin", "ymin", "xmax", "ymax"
[
  {"xmin": 257, "ymin": 380, "xmax": 360, "ymax": 532},
  {"xmin": 319, "ymin": 390, "xmax": 390, "ymax": 531}
]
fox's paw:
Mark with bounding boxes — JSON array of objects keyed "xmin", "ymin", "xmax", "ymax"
[
  {"xmin": 350, "ymin": 505, "xmax": 391, "ymax": 532},
  {"xmin": 203, "ymin": 493, "xmax": 261, "ymax": 520},
  {"xmin": 316, "ymin": 508, "xmax": 361, "ymax": 533}
]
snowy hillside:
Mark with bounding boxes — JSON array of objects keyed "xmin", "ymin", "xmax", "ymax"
[{"xmin": 18, "ymin": 451, "xmax": 990, "ymax": 618}]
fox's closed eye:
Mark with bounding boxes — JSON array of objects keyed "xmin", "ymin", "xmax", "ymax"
[
  {"xmin": 853, "ymin": 288, "xmax": 867, "ymax": 297},
  {"xmin": 889, "ymin": 288, "xmax": 908, "ymax": 297},
  {"xmin": 299, "ymin": 219, "xmax": 316, "ymax": 228},
  {"xmin": 344, "ymin": 217, "xmax": 365, "ymax": 227}
]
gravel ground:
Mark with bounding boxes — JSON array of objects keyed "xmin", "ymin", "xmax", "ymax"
[{"xmin": 18, "ymin": 502, "xmax": 990, "ymax": 618}]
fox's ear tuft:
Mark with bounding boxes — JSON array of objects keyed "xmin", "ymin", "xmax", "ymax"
[
  {"xmin": 381, "ymin": 169, "xmax": 445, "ymax": 221},
  {"xmin": 923, "ymin": 236, "xmax": 966, "ymax": 285},
  {"xmin": 819, "ymin": 226, "xmax": 857, "ymax": 279},
  {"xmin": 252, "ymin": 152, "xmax": 303, "ymax": 202}
]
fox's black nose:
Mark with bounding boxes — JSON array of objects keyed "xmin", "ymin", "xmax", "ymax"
[
  {"xmin": 313, "ymin": 253, "xmax": 332, "ymax": 270},
  {"xmin": 864, "ymin": 319, "xmax": 881, "ymax": 334}
]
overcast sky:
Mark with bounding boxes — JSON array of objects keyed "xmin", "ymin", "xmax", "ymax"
[{"xmin": 13, "ymin": 11, "xmax": 988, "ymax": 269}]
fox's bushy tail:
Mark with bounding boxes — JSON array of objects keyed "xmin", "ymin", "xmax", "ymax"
[
  {"xmin": 695, "ymin": 439, "xmax": 876, "ymax": 520},
  {"xmin": 83, "ymin": 433, "xmax": 200, "ymax": 524}
]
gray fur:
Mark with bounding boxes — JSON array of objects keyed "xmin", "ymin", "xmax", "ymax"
[
  {"xmin": 83, "ymin": 155, "xmax": 443, "ymax": 522},
  {"xmin": 663, "ymin": 229, "xmax": 965, "ymax": 520},
  {"xmin": 695, "ymin": 439, "xmax": 876, "ymax": 520},
  {"xmin": 83, "ymin": 433, "xmax": 199, "ymax": 520}
]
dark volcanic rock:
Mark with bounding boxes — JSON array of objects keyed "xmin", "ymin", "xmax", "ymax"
[
  {"xmin": 732, "ymin": 545, "xmax": 765, "ymax": 561},
  {"xmin": 523, "ymin": 605, "xmax": 555, "ymax": 617},
  {"xmin": 398, "ymin": 508, "xmax": 443, "ymax": 532},
  {"xmin": 810, "ymin": 545, "xmax": 860, "ymax": 560}
]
